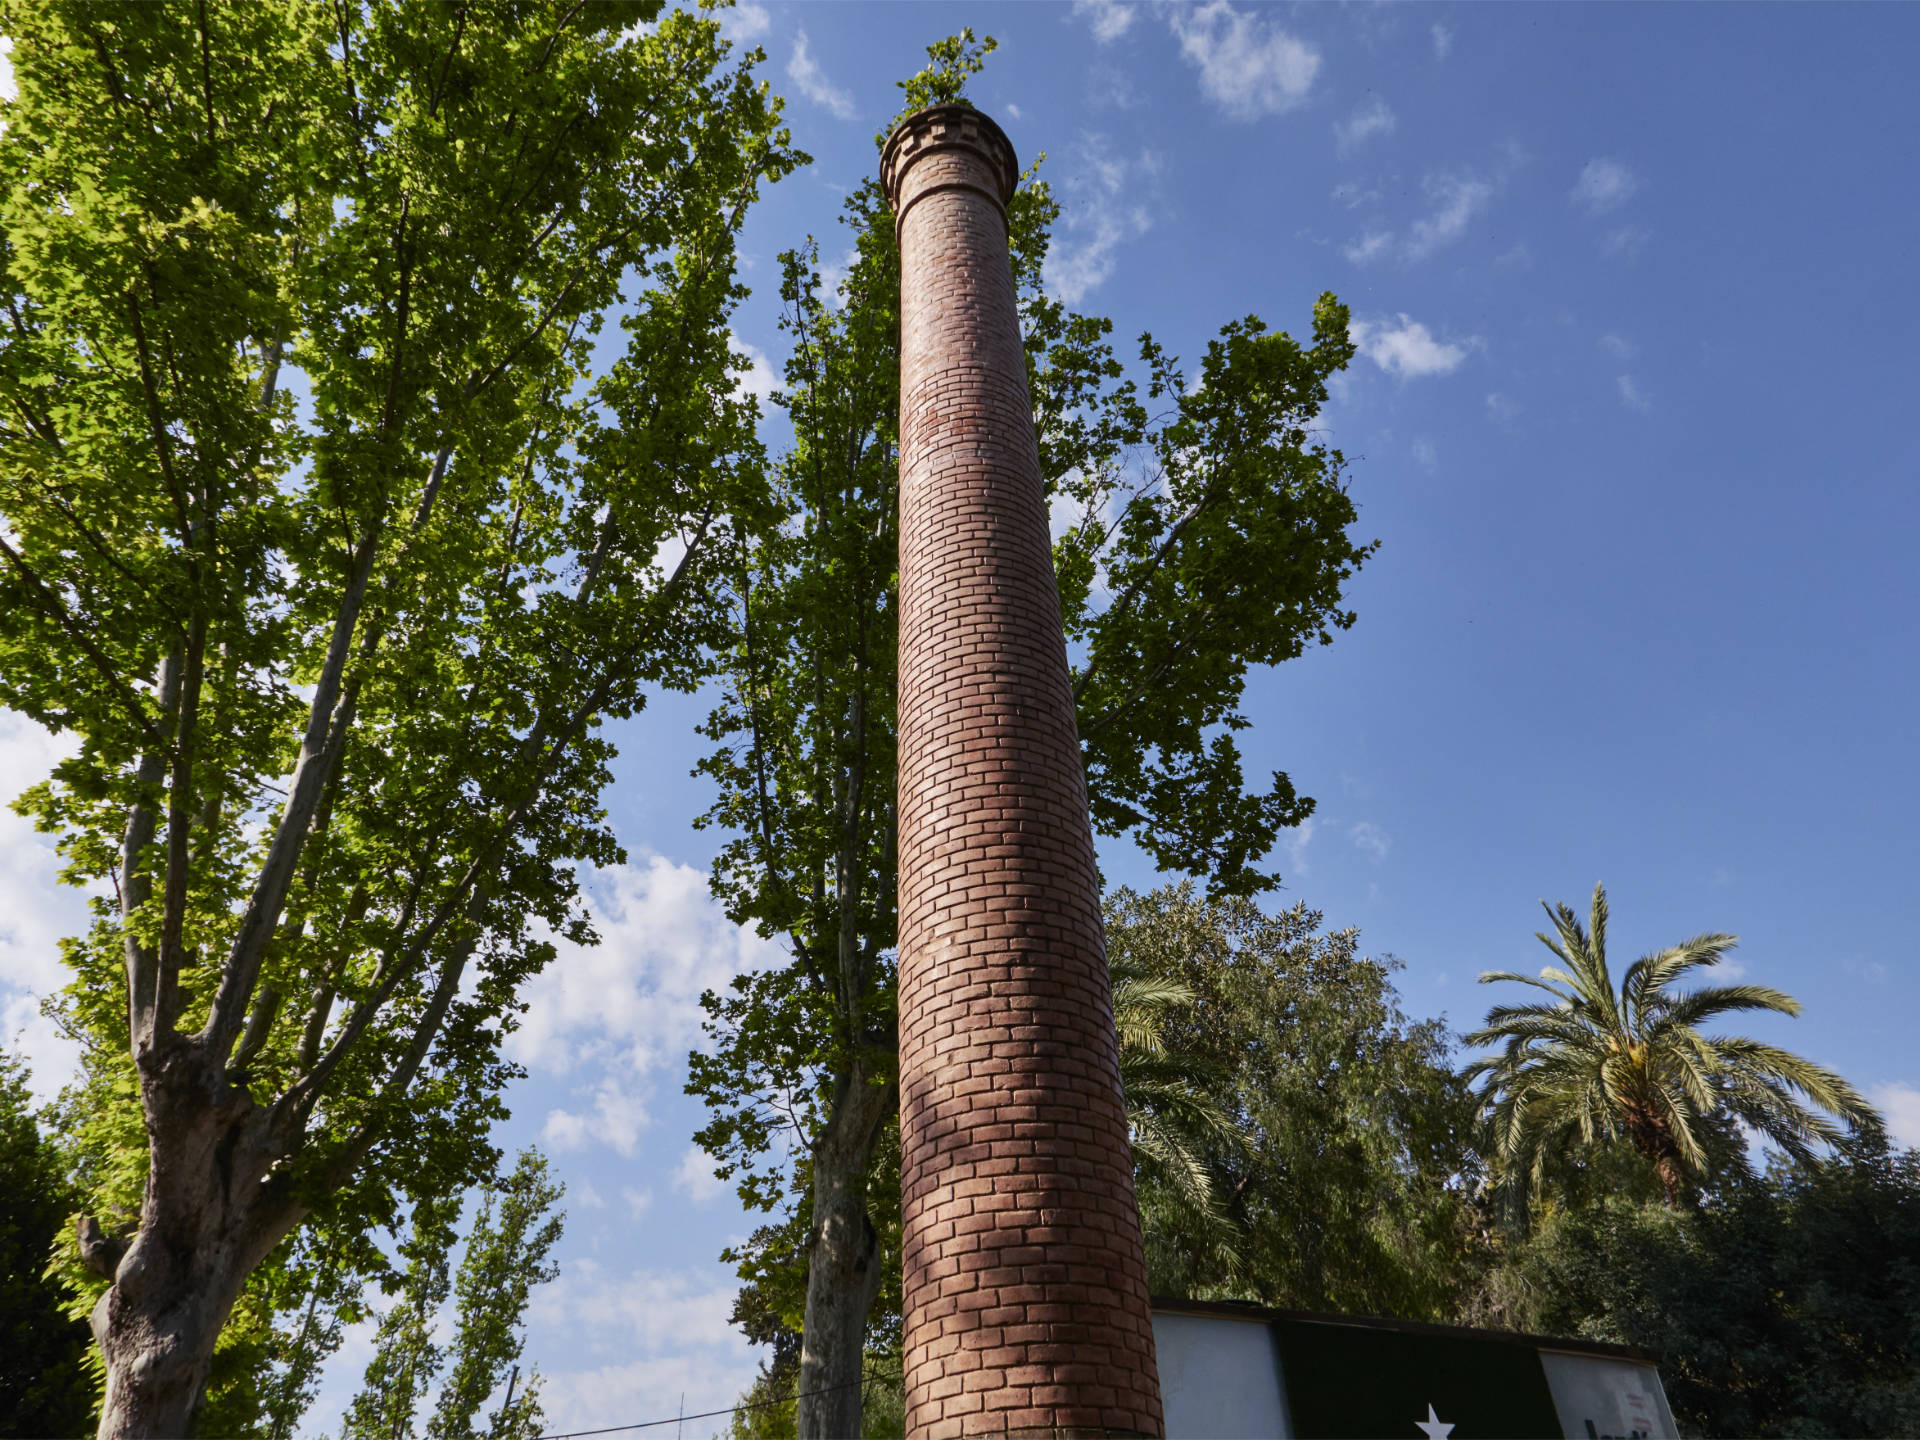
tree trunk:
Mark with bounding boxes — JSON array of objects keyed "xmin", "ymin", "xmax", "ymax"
[
  {"xmin": 795, "ymin": 1066, "xmax": 893, "ymax": 1440},
  {"xmin": 89, "ymin": 1041, "xmax": 299, "ymax": 1439}
]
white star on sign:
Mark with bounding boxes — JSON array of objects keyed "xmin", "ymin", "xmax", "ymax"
[{"xmin": 1415, "ymin": 1403, "xmax": 1455, "ymax": 1439}]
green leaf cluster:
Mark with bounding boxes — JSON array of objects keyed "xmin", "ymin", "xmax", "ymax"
[
  {"xmin": 1107, "ymin": 883, "xmax": 1485, "ymax": 1322},
  {"xmin": 338, "ymin": 1148, "xmax": 563, "ymax": 1440},
  {"xmin": 0, "ymin": 0, "xmax": 796, "ymax": 1417},
  {"xmin": 1465, "ymin": 884, "xmax": 1874, "ymax": 1207},
  {"xmin": 1483, "ymin": 1127, "xmax": 1920, "ymax": 1437},
  {"xmin": 0, "ymin": 1046, "xmax": 95, "ymax": 1436}
]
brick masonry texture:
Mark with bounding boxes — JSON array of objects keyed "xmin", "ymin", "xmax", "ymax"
[{"xmin": 880, "ymin": 106, "xmax": 1164, "ymax": 1438}]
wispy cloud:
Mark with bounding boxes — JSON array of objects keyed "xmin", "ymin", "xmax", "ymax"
[
  {"xmin": 1616, "ymin": 374, "xmax": 1652, "ymax": 412},
  {"xmin": 1335, "ymin": 96, "xmax": 1396, "ymax": 155},
  {"xmin": 1571, "ymin": 157, "xmax": 1640, "ymax": 214},
  {"xmin": 1043, "ymin": 135, "xmax": 1157, "ymax": 303},
  {"xmin": 1486, "ymin": 391, "xmax": 1522, "ymax": 425},
  {"xmin": 1282, "ymin": 817, "xmax": 1317, "ymax": 877},
  {"xmin": 1349, "ymin": 821, "xmax": 1391, "ymax": 862},
  {"xmin": 1600, "ymin": 224, "xmax": 1652, "ymax": 260},
  {"xmin": 1871, "ymin": 1082, "xmax": 1920, "ymax": 1149},
  {"xmin": 510, "ymin": 856, "xmax": 781, "ymax": 1158},
  {"xmin": 673, "ymin": 1146, "xmax": 726, "ymax": 1205},
  {"xmin": 1345, "ymin": 170, "xmax": 1496, "ymax": 265},
  {"xmin": 0, "ymin": 712, "xmax": 89, "ymax": 1106},
  {"xmin": 525, "ymin": 1264, "xmax": 757, "ymax": 1437},
  {"xmin": 1431, "ymin": 23, "xmax": 1454, "ymax": 61},
  {"xmin": 1073, "ymin": 0, "xmax": 1137, "ymax": 44},
  {"xmin": 1406, "ymin": 172, "xmax": 1496, "ymax": 260},
  {"xmin": 1167, "ymin": 0, "xmax": 1321, "ymax": 121},
  {"xmin": 1342, "ymin": 229, "xmax": 1393, "ymax": 265},
  {"xmin": 1599, "ymin": 331, "xmax": 1638, "ymax": 361},
  {"xmin": 1350, "ymin": 314, "xmax": 1471, "ymax": 379},
  {"xmin": 717, "ymin": 2, "xmax": 770, "ymax": 43},
  {"xmin": 788, "ymin": 30, "xmax": 854, "ymax": 120},
  {"xmin": 1331, "ymin": 180, "xmax": 1380, "ymax": 211},
  {"xmin": 729, "ymin": 331, "xmax": 777, "ymax": 408}
]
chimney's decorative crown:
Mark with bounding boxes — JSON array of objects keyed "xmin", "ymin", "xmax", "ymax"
[{"xmin": 880, "ymin": 104, "xmax": 1019, "ymax": 220}]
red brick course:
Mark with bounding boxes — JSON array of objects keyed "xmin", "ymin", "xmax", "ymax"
[{"xmin": 881, "ymin": 105, "xmax": 1163, "ymax": 1438}]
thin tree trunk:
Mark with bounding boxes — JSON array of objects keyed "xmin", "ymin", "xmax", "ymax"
[{"xmin": 795, "ymin": 1065, "xmax": 893, "ymax": 1440}]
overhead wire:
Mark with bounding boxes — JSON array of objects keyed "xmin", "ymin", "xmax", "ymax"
[{"xmin": 527, "ymin": 1365, "xmax": 903, "ymax": 1439}]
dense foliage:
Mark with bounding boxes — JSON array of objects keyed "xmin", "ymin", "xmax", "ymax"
[
  {"xmin": 339, "ymin": 1149, "xmax": 563, "ymax": 1440},
  {"xmin": 0, "ymin": 1048, "xmax": 94, "ymax": 1437},
  {"xmin": 1467, "ymin": 885, "xmax": 1871, "ymax": 1206},
  {"xmin": 1482, "ymin": 1127, "xmax": 1920, "ymax": 1436},
  {"xmin": 1109, "ymin": 884, "xmax": 1486, "ymax": 1321},
  {"xmin": 0, "ymin": 1, "xmax": 793, "ymax": 1428}
]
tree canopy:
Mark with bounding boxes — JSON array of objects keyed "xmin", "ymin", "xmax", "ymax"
[
  {"xmin": 0, "ymin": 2, "xmax": 795, "ymax": 1428},
  {"xmin": 1466, "ymin": 884, "xmax": 1873, "ymax": 1205},
  {"xmin": 1108, "ymin": 883, "xmax": 1485, "ymax": 1321}
]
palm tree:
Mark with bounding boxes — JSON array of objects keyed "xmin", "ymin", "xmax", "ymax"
[
  {"xmin": 1464, "ymin": 883, "xmax": 1874, "ymax": 1205},
  {"xmin": 1110, "ymin": 956, "xmax": 1244, "ymax": 1274}
]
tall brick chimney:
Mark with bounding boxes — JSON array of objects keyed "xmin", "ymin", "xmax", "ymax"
[{"xmin": 882, "ymin": 105, "xmax": 1164, "ymax": 1437}]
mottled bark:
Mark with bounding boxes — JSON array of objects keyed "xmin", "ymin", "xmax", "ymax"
[
  {"xmin": 795, "ymin": 1065, "xmax": 893, "ymax": 1440},
  {"xmin": 88, "ymin": 1040, "xmax": 303, "ymax": 1439}
]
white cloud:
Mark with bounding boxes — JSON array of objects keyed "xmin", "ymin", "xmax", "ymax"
[
  {"xmin": 787, "ymin": 30, "xmax": 854, "ymax": 120},
  {"xmin": 1330, "ymin": 181, "xmax": 1380, "ymax": 211},
  {"xmin": 1282, "ymin": 817, "xmax": 1316, "ymax": 877},
  {"xmin": 1494, "ymin": 240, "xmax": 1533, "ymax": 269},
  {"xmin": 1073, "ymin": 0, "xmax": 1137, "ymax": 44},
  {"xmin": 1335, "ymin": 96, "xmax": 1395, "ymax": 155},
  {"xmin": 1004, "ymin": 102, "xmax": 1024, "ymax": 120},
  {"xmin": 1599, "ymin": 331, "xmax": 1638, "ymax": 361},
  {"xmin": 525, "ymin": 1264, "xmax": 756, "ymax": 1435},
  {"xmin": 728, "ymin": 331, "xmax": 777, "ymax": 407},
  {"xmin": 672, "ymin": 1146, "xmax": 726, "ymax": 1205},
  {"xmin": 1349, "ymin": 822, "xmax": 1391, "ymax": 862},
  {"xmin": 1600, "ymin": 224, "xmax": 1652, "ymax": 259},
  {"xmin": 1486, "ymin": 391, "xmax": 1522, "ymax": 425},
  {"xmin": 1616, "ymin": 374, "xmax": 1652, "ymax": 412},
  {"xmin": 0, "ymin": 712, "xmax": 88, "ymax": 1107},
  {"xmin": 814, "ymin": 245, "xmax": 859, "ymax": 309},
  {"xmin": 510, "ymin": 856, "xmax": 781, "ymax": 1159},
  {"xmin": 620, "ymin": 1186, "xmax": 655, "ymax": 1221},
  {"xmin": 1571, "ymin": 157, "xmax": 1640, "ymax": 214},
  {"xmin": 1043, "ymin": 135, "xmax": 1157, "ymax": 304},
  {"xmin": 1167, "ymin": 1, "xmax": 1321, "ymax": 121},
  {"xmin": 575, "ymin": 1180, "xmax": 606, "ymax": 1210},
  {"xmin": 717, "ymin": 2, "xmax": 769, "ymax": 42},
  {"xmin": 1346, "ymin": 171, "xmax": 1495, "ymax": 266},
  {"xmin": 1872, "ymin": 1083, "xmax": 1920, "ymax": 1150},
  {"xmin": 1431, "ymin": 23, "xmax": 1454, "ymax": 60},
  {"xmin": 541, "ymin": 1108, "xmax": 591, "ymax": 1152},
  {"xmin": 1342, "ymin": 229, "xmax": 1393, "ymax": 265},
  {"xmin": 1350, "ymin": 314, "xmax": 1470, "ymax": 379},
  {"xmin": 511, "ymin": 856, "xmax": 777, "ymax": 1076},
  {"xmin": 1406, "ymin": 172, "xmax": 1495, "ymax": 260},
  {"xmin": 1412, "ymin": 437, "xmax": 1438, "ymax": 470}
]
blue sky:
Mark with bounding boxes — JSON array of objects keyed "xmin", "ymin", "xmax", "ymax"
[{"xmin": 2, "ymin": 4, "xmax": 1918, "ymax": 1434}]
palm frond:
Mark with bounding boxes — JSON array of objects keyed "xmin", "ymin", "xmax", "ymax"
[{"xmin": 1653, "ymin": 983, "xmax": 1802, "ymax": 1031}]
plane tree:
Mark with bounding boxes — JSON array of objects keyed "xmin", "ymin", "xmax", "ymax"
[{"xmin": 0, "ymin": 2, "xmax": 795, "ymax": 1431}]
